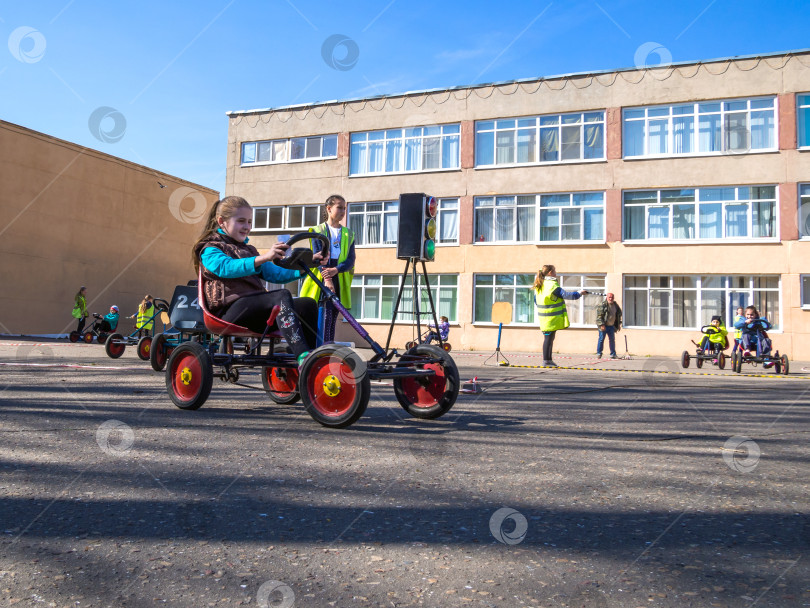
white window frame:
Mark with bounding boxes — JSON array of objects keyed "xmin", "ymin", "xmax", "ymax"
[
  {"xmin": 347, "ymin": 201, "xmax": 399, "ymax": 247},
  {"xmin": 623, "ymin": 275, "xmax": 781, "ymax": 330},
  {"xmin": 474, "ymin": 192, "xmax": 606, "ymax": 244},
  {"xmin": 801, "ymin": 275, "xmax": 810, "ymax": 309},
  {"xmin": 475, "ymin": 111, "xmax": 605, "ymax": 167},
  {"xmin": 800, "ymin": 184, "xmax": 810, "ymax": 239},
  {"xmin": 622, "ymin": 186, "xmax": 778, "ymax": 243},
  {"xmin": 349, "ymin": 124, "xmax": 460, "ymax": 176},
  {"xmin": 622, "ymin": 96, "xmax": 777, "ymax": 159},
  {"xmin": 241, "ymin": 134, "xmax": 338, "ymax": 166},
  {"xmin": 473, "ymin": 274, "xmax": 537, "ymax": 325},
  {"xmin": 798, "ymin": 93, "xmax": 810, "ymax": 149},
  {"xmin": 436, "ymin": 198, "xmax": 459, "ymax": 246},
  {"xmin": 350, "ymin": 274, "xmax": 458, "ymax": 323},
  {"xmin": 556, "ymin": 274, "xmax": 607, "ymax": 327},
  {"xmin": 252, "ymin": 204, "xmax": 322, "ymax": 232}
]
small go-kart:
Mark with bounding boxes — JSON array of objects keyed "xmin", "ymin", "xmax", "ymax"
[
  {"xmin": 730, "ymin": 318, "xmax": 789, "ymax": 375},
  {"xmin": 406, "ymin": 328, "xmax": 451, "ymax": 353},
  {"xmin": 681, "ymin": 325, "xmax": 728, "ymax": 369},
  {"xmin": 104, "ymin": 299, "xmax": 170, "ymax": 360},
  {"xmin": 164, "ymin": 232, "xmax": 460, "ymax": 429},
  {"xmin": 69, "ymin": 313, "xmax": 113, "ymax": 345},
  {"xmin": 149, "ymin": 283, "xmax": 219, "ymax": 372}
]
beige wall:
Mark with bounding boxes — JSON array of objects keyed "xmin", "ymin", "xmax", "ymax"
[
  {"xmin": 226, "ymin": 53, "xmax": 810, "ymax": 359},
  {"xmin": 0, "ymin": 121, "xmax": 219, "ymax": 336}
]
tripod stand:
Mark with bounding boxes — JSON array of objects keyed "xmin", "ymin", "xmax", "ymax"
[{"xmin": 383, "ymin": 258, "xmax": 445, "ymax": 352}]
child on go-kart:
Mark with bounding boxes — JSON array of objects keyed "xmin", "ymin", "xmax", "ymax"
[
  {"xmin": 696, "ymin": 315, "xmax": 728, "ymax": 363},
  {"xmin": 97, "ymin": 306, "xmax": 120, "ymax": 332},
  {"xmin": 734, "ymin": 305, "xmax": 772, "ymax": 357},
  {"xmin": 425, "ymin": 316, "xmax": 450, "ymax": 344}
]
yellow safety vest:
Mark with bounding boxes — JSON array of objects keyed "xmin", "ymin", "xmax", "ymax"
[
  {"xmin": 535, "ymin": 278, "xmax": 569, "ymax": 332},
  {"xmin": 136, "ymin": 303, "xmax": 155, "ymax": 331},
  {"xmin": 299, "ymin": 223, "xmax": 354, "ymax": 308}
]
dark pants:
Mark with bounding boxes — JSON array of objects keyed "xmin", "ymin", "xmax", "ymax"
[
  {"xmin": 320, "ymin": 278, "xmax": 341, "ymax": 344},
  {"xmin": 221, "ymin": 291, "xmax": 317, "ymax": 358},
  {"xmin": 542, "ymin": 331, "xmax": 556, "ymax": 361},
  {"xmin": 597, "ymin": 326, "xmax": 616, "ymax": 357},
  {"xmin": 76, "ymin": 316, "xmax": 86, "ymax": 333}
]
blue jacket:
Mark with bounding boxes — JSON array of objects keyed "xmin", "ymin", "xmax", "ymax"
[{"xmin": 200, "ymin": 229, "xmax": 301, "ymax": 284}]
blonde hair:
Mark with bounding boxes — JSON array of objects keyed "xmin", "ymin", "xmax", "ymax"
[
  {"xmin": 138, "ymin": 295, "xmax": 153, "ymax": 313},
  {"xmin": 532, "ymin": 265, "xmax": 555, "ymax": 290},
  {"xmin": 192, "ymin": 196, "xmax": 252, "ymax": 271}
]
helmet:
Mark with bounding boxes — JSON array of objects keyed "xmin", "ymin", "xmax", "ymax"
[{"xmin": 110, "ymin": 305, "xmax": 119, "ymax": 313}]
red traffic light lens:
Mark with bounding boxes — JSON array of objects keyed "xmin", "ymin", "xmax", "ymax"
[{"xmin": 425, "ymin": 196, "xmax": 437, "ymax": 218}]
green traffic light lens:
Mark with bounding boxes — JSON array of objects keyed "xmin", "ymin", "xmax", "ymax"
[{"xmin": 424, "ymin": 239, "xmax": 435, "ymax": 260}]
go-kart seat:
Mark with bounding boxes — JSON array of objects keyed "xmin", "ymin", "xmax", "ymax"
[{"xmin": 197, "ymin": 268, "xmax": 282, "ymax": 339}]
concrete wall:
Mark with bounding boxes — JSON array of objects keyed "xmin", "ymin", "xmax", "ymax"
[
  {"xmin": 225, "ymin": 53, "xmax": 810, "ymax": 358},
  {"xmin": 0, "ymin": 120, "xmax": 219, "ymax": 336}
]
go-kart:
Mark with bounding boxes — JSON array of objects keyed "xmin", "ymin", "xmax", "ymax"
[
  {"xmin": 730, "ymin": 318, "xmax": 788, "ymax": 375},
  {"xmin": 406, "ymin": 327, "xmax": 451, "ymax": 352},
  {"xmin": 681, "ymin": 325, "xmax": 728, "ymax": 369},
  {"xmin": 104, "ymin": 299, "xmax": 170, "ymax": 360},
  {"xmin": 69, "ymin": 313, "xmax": 113, "ymax": 345},
  {"xmin": 164, "ymin": 232, "xmax": 460, "ymax": 429}
]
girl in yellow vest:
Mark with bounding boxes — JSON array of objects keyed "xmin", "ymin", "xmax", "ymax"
[
  {"xmin": 533, "ymin": 264, "xmax": 587, "ymax": 367},
  {"xmin": 128, "ymin": 295, "xmax": 155, "ymax": 337},
  {"xmin": 299, "ymin": 195, "xmax": 356, "ymax": 343},
  {"xmin": 72, "ymin": 286, "xmax": 88, "ymax": 333}
]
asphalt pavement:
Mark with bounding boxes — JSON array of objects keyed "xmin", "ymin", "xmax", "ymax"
[{"xmin": 1, "ymin": 337, "xmax": 808, "ymax": 607}]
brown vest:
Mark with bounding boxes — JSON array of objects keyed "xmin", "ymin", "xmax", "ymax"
[{"xmin": 194, "ymin": 232, "xmax": 266, "ymax": 313}]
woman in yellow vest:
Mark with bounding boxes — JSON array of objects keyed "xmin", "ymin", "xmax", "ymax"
[
  {"xmin": 299, "ymin": 195, "xmax": 356, "ymax": 343},
  {"xmin": 533, "ymin": 264, "xmax": 587, "ymax": 367},
  {"xmin": 128, "ymin": 295, "xmax": 155, "ymax": 337}
]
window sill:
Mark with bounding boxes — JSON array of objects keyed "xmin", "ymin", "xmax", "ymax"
[
  {"xmin": 621, "ymin": 238, "xmax": 780, "ymax": 245},
  {"xmin": 472, "ymin": 240, "xmax": 606, "ymax": 245},
  {"xmin": 622, "ymin": 149, "xmax": 778, "ymax": 161},
  {"xmin": 240, "ymin": 156, "xmax": 338, "ymax": 167},
  {"xmin": 348, "ymin": 167, "xmax": 461, "ymax": 178},
  {"xmin": 474, "ymin": 158, "xmax": 606, "ymax": 170}
]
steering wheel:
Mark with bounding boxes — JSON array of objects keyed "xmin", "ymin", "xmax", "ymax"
[
  {"xmin": 747, "ymin": 318, "xmax": 771, "ymax": 331},
  {"xmin": 153, "ymin": 298, "xmax": 170, "ymax": 312},
  {"xmin": 700, "ymin": 325, "xmax": 719, "ymax": 334},
  {"xmin": 274, "ymin": 231, "xmax": 330, "ymax": 271}
]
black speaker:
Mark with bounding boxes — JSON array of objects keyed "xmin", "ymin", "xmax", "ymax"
[{"xmin": 396, "ymin": 193, "xmax": 437, "ymax": 261}]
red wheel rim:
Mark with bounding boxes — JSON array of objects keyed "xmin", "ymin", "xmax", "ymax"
[
  {"xmin": 138, "ymin": 338, "xmax": 152, "ymax": 359},
  {"xmin": 171, "ymin": 351, "xmax": 203, "ymax": 402},
  {"xmin": 266, "ymin": 367, "xmax": 298, "ymax": 396},
  {"xmin": 399, "ymin": 362, "xmax": 446, "ymax": 408},
  {"xmin": 306, "ymin": 357, "xmax": 357, "ymax": 417},
  {"xmin": 108, "ymin": 340, "xmax": 125, "ymax": 357},
  {"xmin": 84, "ymin": 333, "xmax": 94, "ymax": 343}
]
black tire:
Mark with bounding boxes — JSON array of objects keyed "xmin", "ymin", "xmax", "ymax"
[
  {"xmin": 298, "ymin": 344, "xmax": 369, "ymax": 428},
  {"xmin": 780, "ymin": 354, "xmax": 789, "ymax": 376},
  {"xmin": 717, "ymin": 351, "xmax": 725, "ymax": 370},
  {"xmin": 105, "ymin": 333, "xmax": 126, "ymax": 358},
  {"xmin": 150, "ymin": 333, "xmax": 169, "ymax": 372},
  {"xmin": 680, "ymin": 350, "xmax": 690, "ymax": 369},
  {"xmin": 393, "ymin": 344, "xmax": 460, "ymax": 419},
  {"xmin": 441, "ymin": 342, "xmax": 452, "ymax": 352},
  {"xmin": 97, "ymin": 332, "xmax": 108, "ymax": 345},
  {"xmin": 733, "ymin": 351, "xmax": 742, "ymax": 373},
  {"xmin": 84, "ymin": 332, "xmax": 95, "ymax": 344},
  {"xmin": 166, "ymin": 342, "xmax": 213, "ymax": 410},
  {"xmin": 137, "ymin": 336, "xmax": 153, "ymax": 361},
  {"xmin": 405, "ymin": 341, "xmax": 418, "ymax": 351},
  {"xmin": 69, "ymin": 331, "xmax": 80, "ymax": 343},
  {"xmin": 696, "ymin": 356, "xmax": 703, "ymax": 369},
  {"xmin": 262, "ymin": 366, "xmax": 301, "ymax": 404}
]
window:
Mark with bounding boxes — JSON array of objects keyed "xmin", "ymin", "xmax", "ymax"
[
  {"xmin": 349, "ymin": 124, "xmax": 460, "ymax": 175},
  {"xmin": 241, "ymin": 134, "xmax": 337, "ymax": 165},
  {"xmin": 624, "ymin": 275, "xmax": 780, "ymax": 329},
  {"xmin": 801, "ymin": 275, "xmax": 810, "ymax": 308},
  {"xmin": 557, "ymin": 275, "xmax": 607, "ymax": 326},
  {"xmin": 799, "ymin": 94, "xmax": 810, "ymax": 148},
  {"xmin": 474, "ymin": 192, "xmax": 605, "ymax": 243},
  {"xmin": 476, "ymin": 111, "xmax": 604, "ymax": 167},
  {"xmin": 348, "ymin": 198, "xmax": 459, "ymax": 247},
  {"xmin": 623, "ymin": 97, "xmax": 776, "ymax": 158},
  {"xmin": 348, "ymin": 201, "xmax": 399, "ymax": 246},
  {"xmin": 474, "ymin": 274, "xmax": 536, "ymax": 324},
  {"xmin": 252, "ymin": 205, "xmax": 321, "ymax": 231},
  {"xmin": 623, "ymin": 186, "xmax": 777, "ymax": 242},
  {"xmin": 800, "ymin": 184, "xmax": 810, "ymax": 238},
  {"xmin": 350, "ymin": 274, "xmax": 458, "ymax": 322},
  {"xmin": 436, "ymin": 198, "xmax": 459, "ymax": 245}
]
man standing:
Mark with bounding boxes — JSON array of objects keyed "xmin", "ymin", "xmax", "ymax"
[{"xmin": 596, "ymin": 292, "xmax": 622, "ymax": 359}]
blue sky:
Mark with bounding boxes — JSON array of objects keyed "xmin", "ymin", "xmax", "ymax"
[{"xmin": 1, "ymin": 0, "xmax": 808, "ymax": 195}]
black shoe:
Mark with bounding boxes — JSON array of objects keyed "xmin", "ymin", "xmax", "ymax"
[{"xmin": 543, "ymin": 360, "xmax": 558, "ymax": 367}]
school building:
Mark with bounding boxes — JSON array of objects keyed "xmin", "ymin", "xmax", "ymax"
[{"xmin": 225, "ymin": 49, "xmax": 810, "ymax": 359}]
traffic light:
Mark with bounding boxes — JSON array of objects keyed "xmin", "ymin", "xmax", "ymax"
[{"xmin": 396, "ymin": 193, "xmax": 437, "ymax": 261}]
